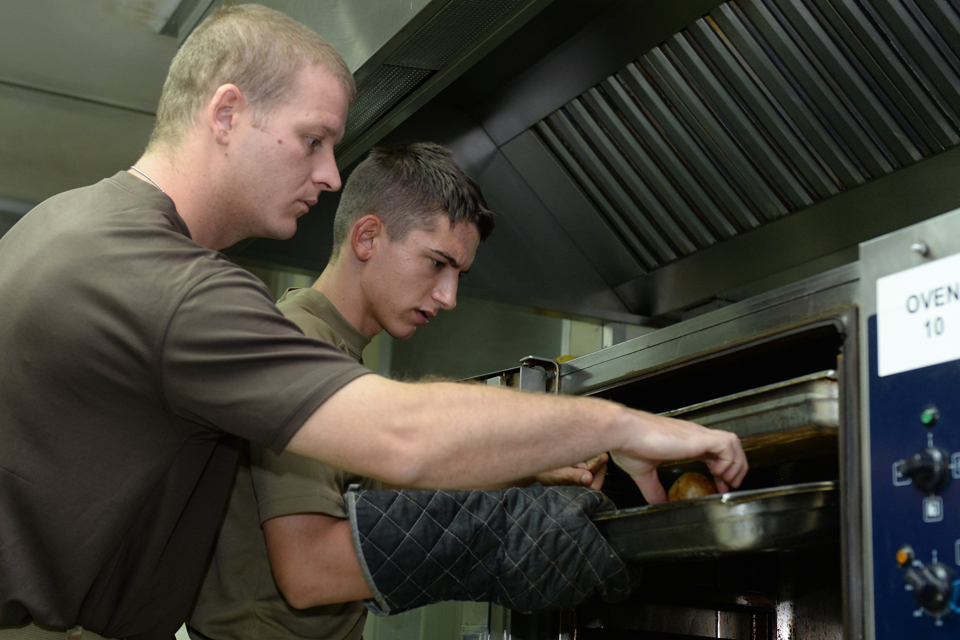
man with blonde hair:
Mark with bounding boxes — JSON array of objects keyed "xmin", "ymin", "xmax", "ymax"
[{"xmin": 0, "ymin": 5, "xmax": 746, "ymax": 640}]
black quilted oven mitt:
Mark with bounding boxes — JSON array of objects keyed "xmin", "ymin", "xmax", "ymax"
[{"xmin": 343, "ymin": 484, "xmax": 641, "ymax": 616}]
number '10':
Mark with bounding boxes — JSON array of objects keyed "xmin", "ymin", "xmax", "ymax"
[{"xmin": 926, "ymin": 317, "xmax": 945, "ymax": 337}]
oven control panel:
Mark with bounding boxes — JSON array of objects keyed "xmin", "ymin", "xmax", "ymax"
[
  {"xmin": 862, "ymin": 210, "xmax": 960, "ymax": 639},
  {"xmin": 868, "ymin": 338, "xmax": 960, "ymax": 635}
]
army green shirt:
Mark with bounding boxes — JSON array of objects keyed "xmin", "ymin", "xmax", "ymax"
[{"xmin": 189, "ymin": 288, "xmax": 381, "ymax": 640}]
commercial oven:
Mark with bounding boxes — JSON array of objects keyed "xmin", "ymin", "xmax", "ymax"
[{"xmin": 473, "ymin": 206, "xmax": 960, "ymax": 639}]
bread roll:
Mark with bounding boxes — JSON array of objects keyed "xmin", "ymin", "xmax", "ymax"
[{"xmin": 667, "ymin": 472, "xmax": 718, "ymax": 502}]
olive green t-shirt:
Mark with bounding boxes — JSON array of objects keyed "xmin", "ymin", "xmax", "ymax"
[{"xmin": 189, "ymin": 288, "xmax": 381, "ymax": 640}]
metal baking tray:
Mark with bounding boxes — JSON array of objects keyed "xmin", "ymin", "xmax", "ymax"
[
  {"xmin": 661, "ymin": 370, "xmax": 838, "ymax": 440},
  {"xmin": 593, "ymin": 481, "xmax": 839, "ymax": 562}
]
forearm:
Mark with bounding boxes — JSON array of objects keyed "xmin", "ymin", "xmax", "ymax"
[
  {"xmin": 286, "ymin": 375, "xmax": 747, "ymax": 504},
  {"xmin": 286, "ymin": 375, "xmax": 630, "ymax": 490}
]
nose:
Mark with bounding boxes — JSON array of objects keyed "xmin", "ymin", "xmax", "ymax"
[
  {"xmin": 433, "ymin": 274, "xmax": 458, "ymax": 311},
  {"xmin": 313, "ymin": 149, "xmax": 342, "ymax": 193}
]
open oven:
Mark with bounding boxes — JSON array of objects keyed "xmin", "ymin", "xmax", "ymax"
[
  {"xmin": 477, "ymin": 263, "xmax": 859, "ymax": 640},
  {"xmin": 473, "ymin": 206, "xmax": 960, "ymax": 639}
]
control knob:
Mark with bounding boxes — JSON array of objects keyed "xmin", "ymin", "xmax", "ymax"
[
  {"xmin": 900, "ymin": 447, "xmax": 951, "ymax": 493},
  {"xmin": 904, "ymin": 562, "xmax": 955, "ymax": 617}
]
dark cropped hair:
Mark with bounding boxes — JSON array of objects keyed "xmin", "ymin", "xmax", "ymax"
[{"xmin": 331, "ymin": 142, "xmax": 497, "ymax": 257}]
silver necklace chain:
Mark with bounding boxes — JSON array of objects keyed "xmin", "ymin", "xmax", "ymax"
[{"xmin": 129, "ymin": 166, "xmax": 166, "ymax": 194}]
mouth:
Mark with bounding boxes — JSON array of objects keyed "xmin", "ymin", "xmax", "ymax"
[{"xmin": 414, "ymin": 309, "xmax": 434, "ymax": 325}]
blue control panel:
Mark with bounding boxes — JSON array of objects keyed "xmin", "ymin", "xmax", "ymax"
[{"xmin": 869, "ymin": 314, "xmax": 960, "ymax": 636}]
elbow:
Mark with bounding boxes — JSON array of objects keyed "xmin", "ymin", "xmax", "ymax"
[
  {"xmin": 273, "ymin": 569, "xmax": 318, "ymax": 610},
  {"xmin": 373, "ymin": 439, "xmax": 435, "ymax": 488}
]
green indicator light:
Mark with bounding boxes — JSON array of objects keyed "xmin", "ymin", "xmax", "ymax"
[{"xmin": 920, "ymin": 406, "xmax": 939, "ymax": 427}]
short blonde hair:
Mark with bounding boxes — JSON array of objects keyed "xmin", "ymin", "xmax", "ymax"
[{"xmin": 147, "ymin": 3, "xmax": 355, "ymax": 150}]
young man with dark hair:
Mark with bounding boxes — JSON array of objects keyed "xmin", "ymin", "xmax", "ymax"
[
  {"xmin": 0, "ymin": 6, "xmax": 746, "ymax": 640},
  {"xmin": 188, "ymin": 142, "xmax": 608, "ymax": 640}
]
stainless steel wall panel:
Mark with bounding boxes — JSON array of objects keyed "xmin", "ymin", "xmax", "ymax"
[
  {"xmin": 686, "ymin": 19, "xmax": 841, "ymax": 201},
  {"xmin": 566, "ymin": 97, "xmax": 701, "ymax": 254},
  {"xmin": 641, "ymin": 49, "xmax": 790, "ymax": 221},
  {"xmin": 600, "ymin": 77, "xmax": 740, "ymax": 240},
  {"xmin": 581, "ymin": 89, "xmax": 719, "ymax": 249},
  {"xmin": 736, "ymin": 0, "xmax": 895, "ymax": 177},
  {"xmin": 617, "ymin": 65, "xmax": 763, "ymax": 231},
  {"xmin": 545, "ymin": 110, "xmax": 679, "ymax": 264},
  {"xmin": 666, "ymin": 29, "xmax": 817, "ymax": 209},
  {"xmin": 710, "ymin": 3, "xmax": 869, "ymax": 188},
  {"xmin": 533, "ymin": 122, "xmax": 658, "ymax": 272}
]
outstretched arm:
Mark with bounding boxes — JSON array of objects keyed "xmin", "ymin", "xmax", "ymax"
[{"xmin": 285, "ymin": 375, "xmax": 746, "ymax": 504}]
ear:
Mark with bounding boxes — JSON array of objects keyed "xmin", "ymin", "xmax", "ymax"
[
  {"xmin": 350, "ymin": 214, "xmax": 384, "ymax": 262},
  {"xmin": 205, "ymin": 83, "xmax": 245, "ymax": 145}
]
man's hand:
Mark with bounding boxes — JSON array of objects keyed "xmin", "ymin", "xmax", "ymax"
[
  {"xmin": 533, "ymin": 453, "xmax": 608, "ymax": 490},
  {"xmin": 610, "ymin": 410, "xmax": 747, "ymax": 505}
]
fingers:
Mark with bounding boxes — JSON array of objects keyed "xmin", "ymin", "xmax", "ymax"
[
  {"xmin": 633, "ymin": 470, "xmax": 667, "ymax": 505},
  {"xmin": 535, "ymin": 466, "xmax": 595, "ymax": 487},
  {"xmin": 704, "ymin": 432, "xmax": 748, "ymax": 489},
  {"xmin": 614, "ymin": 410, "xmax": 748, "ymax": 501},
  {"xmin": 589, "ymin": 462, "xmax": 607, "ymax": 490},
  {"xmin": 573, "ymin": 453, "xmax": 608, "ymax": 489},
  {"xmin": 576, "ymin": 452, "xmax": 609, "ymax": 474}
]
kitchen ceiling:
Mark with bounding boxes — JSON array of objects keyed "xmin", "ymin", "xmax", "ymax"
[
  {"xmin": 0, "ymin": 0, "xmax": 176, "ymax": 223},
  {"xmin": 6, "ymin": 0, "xmax": 960, "ymax": 324}
]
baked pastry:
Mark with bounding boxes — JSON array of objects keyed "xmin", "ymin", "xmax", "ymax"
[{"xmin": 667, "ymin": 471, "xmax": 718, "ymax": 502}]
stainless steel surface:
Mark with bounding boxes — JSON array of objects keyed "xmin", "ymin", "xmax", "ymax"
[
  {"xmin": 663, "ymin": 369, "xmax": 838, "ymax": 440},
  {"xmin": 594, "ymin": 481, "xmax": 839, "ymax": 562},
  {"xmin": 560, "ymin": 262, "xmax": 859, "ymax": 395},
  {"xmin": 613, "ymin": 146, "xmax": 960, "ymax": 318},
  {"xmin": 859, "ymin": 204, "xmax": 960, "ymax": 317},
  {"xmin": 211, "ymin": 0, "xmax": 960, "ymax": 323},
  {"xmin": 231, "ymin": 0, "xmax": 437, "ymax": 78},
  {"xmin": 8, "ymin": 0, "xmax": 960, "ymax": 323},
  {"xmin": 516, "ymin": 365, "xmax": 546, "ymax": 393},
  {"xmin": 858, "ymin": 205, "xmax": 960, "ymax": 640},
  {"xmin": 519, "ymin": 356, "xmax": 560, "ymax": 393},
  {"xmin": 552, "ymin": 263, "xmax": 862, "ymax": 640},
  {"xmin": 333, "ymin": 0, "xmax": 553, "ymax": 168}
]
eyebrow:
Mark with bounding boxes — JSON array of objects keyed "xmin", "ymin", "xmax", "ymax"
[
  {"xmin": 431, "ymin": 249, "xmax": 468, "ymax": 273},
  {"xmin": 322, "ymin": 125, "xmax": 345, "ymax": 145},
  {"xmin": 307, "ymin": 123, "xmax": 343, "ymax": 144}
]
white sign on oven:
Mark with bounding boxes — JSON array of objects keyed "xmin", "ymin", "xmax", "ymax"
[{"xmin": 877, "ymin": 251, "xmax": 960, "ymax": 377}]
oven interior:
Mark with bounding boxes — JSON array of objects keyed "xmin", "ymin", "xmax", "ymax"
[{"xmin": 506, "ymin": 321, "xmax": 850, "ymax": 640}]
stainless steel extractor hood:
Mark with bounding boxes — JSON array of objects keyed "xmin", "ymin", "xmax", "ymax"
[{"xmin": 226, "ymin": 0, "xmax": 960, "ymax": 325}]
